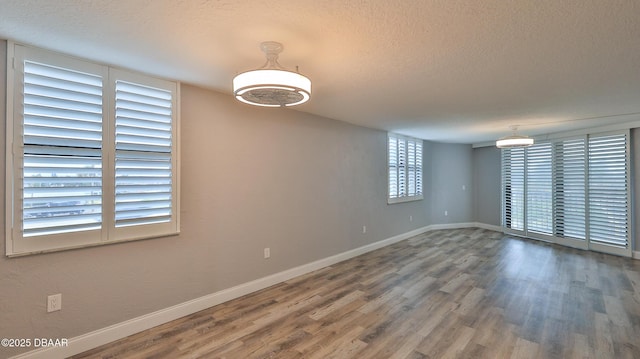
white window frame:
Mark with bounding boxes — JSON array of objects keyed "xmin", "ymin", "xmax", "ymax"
[
  {"xmin": 387, "ymin": 133, "xmax": 423, "ymax": 204},
  {"xmin": 5, "ymin": 42, "xmax": 180, "ymax": 256}
]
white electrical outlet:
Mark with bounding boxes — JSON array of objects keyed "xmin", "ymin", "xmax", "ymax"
[
  {"xmin": 409, "ymin": 215, "xmax": 413, "ymax": 222},
  {"xmin": 264, "ymin": 248, "xmax": 270, "ymax": 259},
  {"xmin": 362, "ymin": 225, "xmax": 367, "ymax": 234},
  {"xmin": 462, "ymin": 185, "xmax": 466, "ymax": 191},
  {"xmin": 47, "ymin": 294, "xmax": 61, "ymax": 313},
  {"xmin": 444, "ymin": 210, "xmax": 448, "ymax": 216}
]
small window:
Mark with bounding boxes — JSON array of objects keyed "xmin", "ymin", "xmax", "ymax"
[
  {"xmin": 388, "ymin": 133, "xmax": 423, "ymax": 203},
  {"xmin": 6, "ymin": 43, "xmax": 180, "ymax": 256}
]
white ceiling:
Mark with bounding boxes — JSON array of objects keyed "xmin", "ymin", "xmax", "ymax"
[{"xmin": 2, "ymin": 0, "xmax": 640, "ymax": 144}]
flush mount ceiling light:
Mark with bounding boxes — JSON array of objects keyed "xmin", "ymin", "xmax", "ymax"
[
  {"xmin": 233, "ymin": 41, "xmax": 311, "ymax": 107},
  {"xmin": 496, "ymin": 126, "xmax": 534, "ymax": 148}
]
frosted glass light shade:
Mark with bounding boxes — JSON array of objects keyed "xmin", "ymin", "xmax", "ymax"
[
  {"xmin": 496, "ymin": 135, "xmax": 534, "ymax": 148},
  {"xmin": 233, "ymin": 69, "xmax": 311, "ymax": 107},
  {"xmin": 233, "ymin": 41, "xmax": 312, "ymax": 107}
]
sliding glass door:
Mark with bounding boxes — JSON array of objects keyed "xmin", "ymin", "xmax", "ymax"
[{"xmin": 501, "ymin": 131, "xmax": 631, "ymax": 257}]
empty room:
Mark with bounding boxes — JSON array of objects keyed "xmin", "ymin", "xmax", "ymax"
[{"xmin": 1, "ymin": 1, "xmax": 640, "ymax": 358}]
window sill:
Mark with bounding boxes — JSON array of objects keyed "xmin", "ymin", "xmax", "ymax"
[{"xmin": 388, "ymin": 195, "xmax": 424, "ymax": 205}]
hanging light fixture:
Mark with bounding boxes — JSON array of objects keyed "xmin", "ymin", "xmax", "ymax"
[
  {"xmin": 496, "ymin": 126, "xmax": 534, "ymax": 148},
  {"xmin": 233, "ymin": 41, "xmax": 311, "ymax": 107}
]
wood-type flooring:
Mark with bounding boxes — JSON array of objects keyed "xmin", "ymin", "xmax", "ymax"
[{"xmin": 73, "ymin": 228, "xmax": 640, "ymax": 358}]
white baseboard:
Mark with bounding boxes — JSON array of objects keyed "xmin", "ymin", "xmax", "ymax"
[
  {"xmin": 428, "ymin": 222, "xmax": 502, "ymax": 233},
  {"xmin": 471, "ymin": 222, "xmax": 503, "ymax": 232},
  {"xmin": 11, "ymin": 222, "xmax": 489, "ymax": 359},
  {"xmin": 428, "ymin": 222, "xmax": 476, "ymax": 230},
  {"xmin": 633, "ymin": 251, "xmax": 640, "ymax": 260}
]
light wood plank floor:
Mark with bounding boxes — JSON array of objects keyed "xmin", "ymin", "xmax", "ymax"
[{"xmin": 73, "ymin": 228, "xmax": 640, "ymax": 358}]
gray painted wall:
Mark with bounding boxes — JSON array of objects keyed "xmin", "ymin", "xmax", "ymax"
[
  {"xmin": 472, "ymin": 146, "xmax": 501, "ymax": 226},
  {"xmin": 430, "ymin": 143, "xmax": 473, "ymax": 224},
  {"xmin": 0, "ymin": 40, "xmax": 476, "ymax": 357}
]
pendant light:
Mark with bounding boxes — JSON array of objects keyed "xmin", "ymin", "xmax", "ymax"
[
  {"xmin": 233, "ymin": 41, "xmax": 311, "ymax": 107},
  {"xmin": 496, "ymin": 126, "xmax": 534, "ymax": 148}
]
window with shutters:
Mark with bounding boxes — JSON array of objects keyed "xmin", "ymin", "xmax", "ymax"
[
  {"xmin": 500, "ymin": 131, "xmax": 630, "ymax": 256},
  {"xmin": 388, "ymin": 133, "xmax": 423, "ymax": 204},
  {"xmin": 6, "ymin": 43, "xmax": 179, "ymax": 256}
]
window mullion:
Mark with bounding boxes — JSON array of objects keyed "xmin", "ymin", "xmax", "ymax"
[{"xmin": 102, "ymin": 68, "xmax": 115, "ymax": 242}]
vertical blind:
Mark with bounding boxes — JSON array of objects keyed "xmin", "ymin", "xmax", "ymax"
[
  {"xmin": 22, "ymin": 61, "xmax": 103, "ymax": 236},
  {"xmin": 388, "ymin": 134, "xmax": 423, "ymax": 201},
  {"xmin": 501, "ymin": 132, "xmax": 629, "ymax": 251}
]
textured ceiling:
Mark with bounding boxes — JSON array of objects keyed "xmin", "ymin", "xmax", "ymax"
[{"xmin": 1, "ymin": 0, "xmax": 640, "ymax": 143}]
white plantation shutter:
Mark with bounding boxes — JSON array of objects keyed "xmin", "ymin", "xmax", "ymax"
[
  {"xmin": 114, "ymin": 80, "xmax": 173, "ymax": 227},
  {"xmin": 501, "ymin": 131, "xmax": 630, "ymax": 256},
  {"xmin": 414, "ymin": 141, "xmax": 423, "ymax": 195},
  {"xmin": 407, "ymin": 141, "xmax": 416, "ymax": 196},
  {"xmin": 398, "ymin": 138, "xmax": 406, "ymax": 196},
  {"xmin": 501, "ymin": 147, "xmax": 525, "ymax": 231},
  {"xmin": 388, "ymin": 137, "xmax": 398, "ymax": 198},
  {"xmin": 7, "ymin": 43, "xmax": 179, "ymax": 256},
  {"xmin": 22, "ymin": 61, "xmax": 104, "ymax": 237},
  {"xmin": 526, "ymin": 142, "xmax": 552, "ymax": 235},
  {"xmin": 554, "ymin": 138, "xmax": 586, "ymax": 239},
  {"xmin": 388, "ymin": 133, "xmax": 423, "ymax": 203},
  {"xmin": 588, "ymin": 133, "xmax": 629, "ymax": 248}
]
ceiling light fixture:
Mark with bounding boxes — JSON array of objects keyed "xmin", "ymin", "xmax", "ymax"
[
  {"xmin": 496, "ymin": 126, "xmax": 534, "ymax": 148},
  {"xmin": 233, "ymin": 41, "xmax": 311, "ymax": 107}
]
